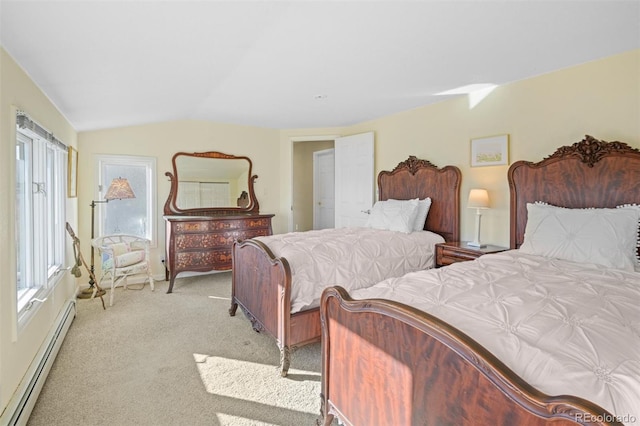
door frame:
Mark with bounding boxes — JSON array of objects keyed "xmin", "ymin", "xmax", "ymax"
[{"xmin": 289, "ymin": 135, "xmax": 340, "ymax": 232}]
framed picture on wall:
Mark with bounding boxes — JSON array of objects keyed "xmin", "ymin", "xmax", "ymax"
[
  {"xmin": 68, "ymin": 146, "xmax": 78, "ymax": 198},
  {"xmin": 470, "ymin": 134, "xmax": 509, "ymax": 167}
]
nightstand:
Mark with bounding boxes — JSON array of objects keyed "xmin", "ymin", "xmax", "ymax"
[{"xmin": 435, "ymin": 241, "xmax": 509, "ymax": 268}]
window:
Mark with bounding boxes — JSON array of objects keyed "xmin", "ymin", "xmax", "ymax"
[
  {"xmin": 95, "ymin": 155, "xmax": 156, "ymax": 244},
  {"xmin": 15, "ymin": 116, "xmax": 66, "ymax": 321}
]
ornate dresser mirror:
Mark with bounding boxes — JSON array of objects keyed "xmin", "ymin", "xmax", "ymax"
[
  {"xmin": 164, "ymin": 151, "xmax": 260, "ymax": 215},
  {"xmin": 163, "ymin": 151, "xmax": 273, "ymax": 293}
]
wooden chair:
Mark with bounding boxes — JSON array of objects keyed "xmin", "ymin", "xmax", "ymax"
[{"xmin": 92, "ymin": 234, "xmax": 155, "ymax": 306}]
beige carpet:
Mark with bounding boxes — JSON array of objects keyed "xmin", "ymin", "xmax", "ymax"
[{"xmin": 27, "ymin": 272, "xmax": 330, "ymax": 426}]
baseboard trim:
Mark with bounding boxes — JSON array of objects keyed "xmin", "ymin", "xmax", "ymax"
[{"xmin": 0, "ymin": 299, "xmax": 76, "ymax": 426}]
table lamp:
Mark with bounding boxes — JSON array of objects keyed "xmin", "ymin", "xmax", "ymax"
[{"xmin": 467, "ymin": 188, "xmax": 489, "ymax": 248}]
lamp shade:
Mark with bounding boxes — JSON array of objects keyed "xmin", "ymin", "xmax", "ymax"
[
  {"xmin": 104, "ymin": 177, "xmax": 136, "ymax": 200},
  {"xmin": 468, "ymin": 188, "xmax": 489, "ymax": 209}
]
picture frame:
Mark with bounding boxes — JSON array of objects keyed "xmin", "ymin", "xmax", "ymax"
[
  {"xmin": 68, "ymin": 146, "xmax": 78, "ymax": 198},
  {"xmin": 470, "ymin": 134, "xmax": 509, "ymax": 167}
]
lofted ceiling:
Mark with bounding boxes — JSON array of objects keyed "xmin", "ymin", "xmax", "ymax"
[{"xmin": 1, "ymin": 1, "xmax": 638, "ymax": 132}]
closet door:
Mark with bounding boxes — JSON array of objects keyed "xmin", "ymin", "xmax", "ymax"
[{"xmin": 313, "ymin": 148, "xmax": 335, "ymax": 230}]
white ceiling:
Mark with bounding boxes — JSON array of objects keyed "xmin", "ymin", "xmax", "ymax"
[{"xmin": 1, "ymin": 1, "xmax": 638, "ymax": 132}]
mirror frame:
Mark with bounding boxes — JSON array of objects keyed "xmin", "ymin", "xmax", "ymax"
[{"xmin": 163, "ymin": 151, "xmax": 260, "ymax": 216}]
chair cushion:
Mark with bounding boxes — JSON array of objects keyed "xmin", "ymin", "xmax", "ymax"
[
  {"xmin": 114, "ymin": 250, "xmax": 145, "ymax": 268},
  {"xmin": 110, "ymin": 242, "xmax": 129, "ymax": 257}
]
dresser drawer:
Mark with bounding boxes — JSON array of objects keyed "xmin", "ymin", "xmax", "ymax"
[
  {"xmin": 437, "ymin": 246, "xmax": 481, "ymax": 267},
  {"xmin": 174, "ymin": 221, "xmax": 212, "ymax": 233},
  {"xmin": 175, "ymin": 249, "xmax": 232, "ymax": 270},
  {"xmin": 437, "ymin": 255, "xmax": 467, "ymax": 267},
  {"xmin": 239, "ymin": 228, "xmax": 271, "ymax": 239},
  {"xmin": 175, "ymin": 228, "xmax": 271, "ymax": 250},
  {"xmin": 440, "ymin": 247, "xmax": 478, "ymax": 262},
  {"xmin": 212, "ymin": 217, "xmax": 272, "ymax": 231},
  {"xmin": 175, "ymin": 233, "xmax": 226, "ymax": 250},
  {"xmin": 174, "ymin": 217, "xmax": 272, "ymax": 234}
]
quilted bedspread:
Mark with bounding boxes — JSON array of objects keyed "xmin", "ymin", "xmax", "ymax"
[
  {"xmin": 254, "ymin": 227, "xmax": 444, "ymax": 313},
  {"xmin": 349, "ymin": 250, "xmax": 640, "ymax": 424}
]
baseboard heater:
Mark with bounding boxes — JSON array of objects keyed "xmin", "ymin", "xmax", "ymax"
[{"xmin": 1, "ymin": 299, "xmax": 76, "ymax": 426}]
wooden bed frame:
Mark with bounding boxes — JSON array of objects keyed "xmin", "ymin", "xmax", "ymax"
[
  {"xmin": 230, "ymin": 156, "xmax": 461, "ymax": 376},
  {"xmin": 320, "ymin": 136, "xmax": 640, "ymax": 426}
]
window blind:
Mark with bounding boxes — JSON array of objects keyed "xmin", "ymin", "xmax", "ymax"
[{"xmin": 16, "ymin": 111, "xmax": 68, "ymax": 152}]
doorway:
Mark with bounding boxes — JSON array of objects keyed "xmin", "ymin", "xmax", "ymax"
[{"xmin": 292, "ymin": 139, "xmax": 335, "ymax": 232}]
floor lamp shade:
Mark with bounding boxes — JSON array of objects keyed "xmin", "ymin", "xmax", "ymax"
[
  {"xmin": 467, "ymin": 189, "xmax": 489, "ymax": 248},
  {"xmin": 104, "ymin": 177, "xmax": 136, "ymax": 200},
  {"xmin": 87, "ymin": 177, "xmax": 136, "ymax": 290}
]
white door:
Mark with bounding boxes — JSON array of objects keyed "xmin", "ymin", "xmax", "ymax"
[
  {"xmin": 313, "ymin": 149, "xmax": 335, "ymax": 229},
  {"xmin": 334, "ymin": 132, "xmax": 374, "ymax": 228}
]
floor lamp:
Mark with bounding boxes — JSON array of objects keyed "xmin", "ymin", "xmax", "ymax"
[
  {"xmin": 467, "ymin": 188, "xmax": 490, "ymax": 248},
  {"xmin": 79, "ymin": 177, "xmax": 136, "ymax": 299}
]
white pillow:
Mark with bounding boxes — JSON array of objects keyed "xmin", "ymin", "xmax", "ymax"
[
  {"xmin": 519, "ymin": 203, "xmax": 640, "ymax": 271},
  {"xmin": 366, "ymin": 199, "xmax": 420, "ymax": 233},
  {"xmin": 391, "ymin": 198, "xmax": 432, "ymax": 231},
  {"xmin": 616, "ymin": 203, "xmax": 640, "ymax": 271}
]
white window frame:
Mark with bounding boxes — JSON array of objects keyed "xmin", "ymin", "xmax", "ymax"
[
  {"xmin": 94, "ymin": 154, "xmax": 157, "ymax": 246},
  {"xmin": 15, "ymin": 121, "xmax": 67, "ymax": 330}
]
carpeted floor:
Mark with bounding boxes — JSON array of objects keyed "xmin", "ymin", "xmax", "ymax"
[{"xmin": 27, "ymin": 272, "xmax": 329, "ymax": 426}]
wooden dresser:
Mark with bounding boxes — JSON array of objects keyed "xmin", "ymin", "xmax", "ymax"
[
  {"xmin": 164, "ymin": 214, "xmax": 274, "ymax": 293},
  {"xmin": 163, "ymin": 150, "xmax": 274, "ymax": 293}
]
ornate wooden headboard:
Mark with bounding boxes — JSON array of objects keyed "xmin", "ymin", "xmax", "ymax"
[
  {"xmin": 508, "ymin": 135, "xmax": 640, "ymax": 249},
  {"xmin": 378, "ymin": 156, "xmax": 461, "ymax": 243}
]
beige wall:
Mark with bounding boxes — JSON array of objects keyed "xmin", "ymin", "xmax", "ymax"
[
  {"xmin": 0, "ymin": 48, "xmax": 79, "ymax": 414},
  {"xmin": 280, "ymin": 49, "xmax": 640, "ymax": 246}
]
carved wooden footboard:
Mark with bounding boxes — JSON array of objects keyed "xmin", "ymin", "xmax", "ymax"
[
  {"xmin": 230, "ymin": 238, "xmax": 322, "ymax": 376},
  {"xmin": 230, "ymin": 238, "xmax": 289, "ymax": 338},
  {"xmin": 320, "ymin": 286, "xmax": 620, "ymax": 426}
]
